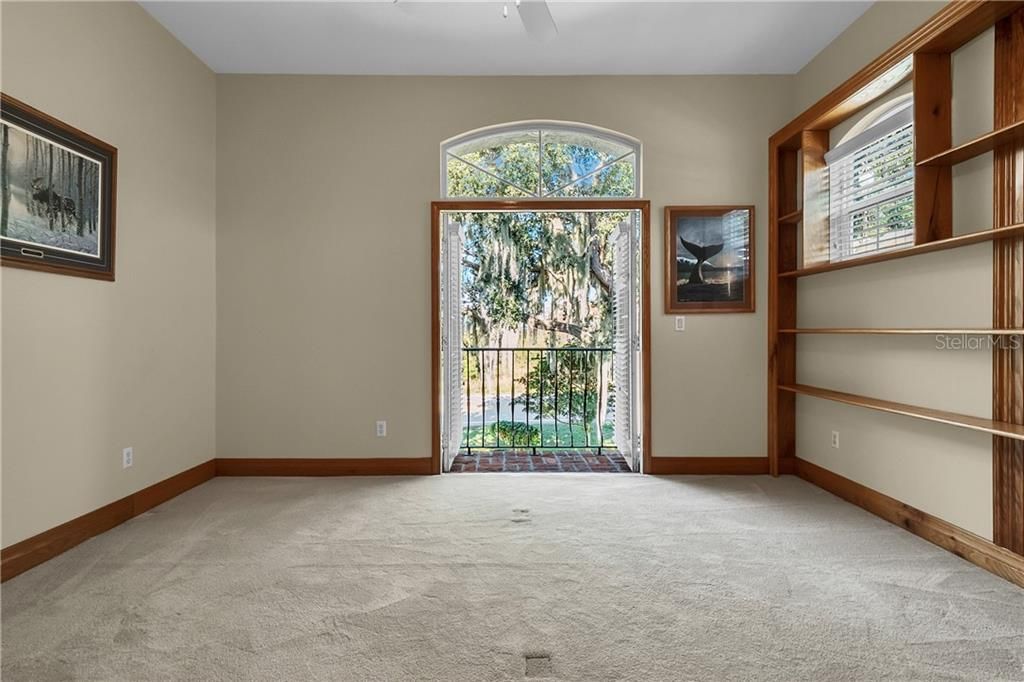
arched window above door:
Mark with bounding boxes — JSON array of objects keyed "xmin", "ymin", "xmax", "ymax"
[{"xmin": 442, "ymin": 122, "xmax": 641, "ymax": 198}]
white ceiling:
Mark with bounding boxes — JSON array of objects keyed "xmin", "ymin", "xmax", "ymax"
[{"xmin": 141, "ymin": 1, "xmax": 873, "ymax": 76}]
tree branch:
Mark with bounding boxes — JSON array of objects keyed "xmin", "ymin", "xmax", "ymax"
[
  {"xmin": 531, "ymin": 318, "xmax": 584, "ymax": 340},
  {"xmin": 589, "ymin": 242, "xmax": 611, "ymax": 294}
]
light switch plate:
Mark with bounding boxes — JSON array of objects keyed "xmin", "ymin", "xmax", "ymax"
[{"xmin": 675, "ymin": 316, "xmax": 686, "ymax": 332}]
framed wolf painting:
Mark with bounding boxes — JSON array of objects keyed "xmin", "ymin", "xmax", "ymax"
[
  {"xmin": 664, "ymin": 205, "xmax": 754, "ymax": 313},
  {"xmin": 1, "ymin": 94, "xmax": 117, "ymax": 280}
]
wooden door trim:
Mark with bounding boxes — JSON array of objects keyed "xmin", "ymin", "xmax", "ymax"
[{"xmin": 430, "ymin": 199, "xmax": 653, "ymax": 474}]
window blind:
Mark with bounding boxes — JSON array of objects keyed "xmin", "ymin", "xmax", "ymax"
[
  {"xmin": 721, "ymin": 209, "xmax": 750, "ymax": 272},
  {"xmin": 826, "ymin": 104, "xmax": 915, "ymax": 262}
]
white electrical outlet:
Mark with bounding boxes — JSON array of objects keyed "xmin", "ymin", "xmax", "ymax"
[
  {"xmin": 122, "ymin": 447, "xmax": 134, "ymax": 469},
  {"xmin": 831, "ymin": 431, "xmax": 840, "ymax": 449},
  {"xmin": 376, "ymin": 421, "xmax": 387, "ymax": 437},
  {"xmin": 675, "ymin": 316, "xmax": 686, "ymax": 332}
]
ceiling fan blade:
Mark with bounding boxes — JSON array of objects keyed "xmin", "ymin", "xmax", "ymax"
[
  {"xmin": 392, "ymin": 1, "xmax": 431, "ymax": 19},
  {"xmin": 517, "ymin": 1, "xmax": 558, "ymax": 43}
]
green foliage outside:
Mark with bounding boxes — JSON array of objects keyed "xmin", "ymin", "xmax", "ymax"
[
  {"xmin": 513, "ymin": 349, "xmax": 601, "ymax": 442},
  {"xmin": 847, "ymin": 125, "xmax": 914, "ymax": 247},
  {"xmin": 448, "ymin": 137, "xmax": 635, "ymax": 349},
  {"xmin": 462, "ymin": 421, "xmax": 615, "ymax": 450},
  {"xmin": 450, "ymin": 135, "xmax": 633, "ymax": 449}
]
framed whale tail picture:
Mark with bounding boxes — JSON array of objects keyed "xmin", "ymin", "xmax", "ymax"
[
  {"xmin": 664, "ymin": 205, "xmax": 754, "ymax": 314},
  {"xmin": 1, "ymin": 94, "xmax": 117, "ymax": 280}
]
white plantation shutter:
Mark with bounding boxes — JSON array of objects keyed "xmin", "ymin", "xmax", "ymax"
[
  {"xmin": 826, "ymin": 102, "xmax": 915, "ymax": 262},
  {"xmin": 441, "ymin": 221, "xmax": 464, "ymax": 472},
  {"xmin": 612, "ymin": 222, "xmax": 637, "ymax": 469}
]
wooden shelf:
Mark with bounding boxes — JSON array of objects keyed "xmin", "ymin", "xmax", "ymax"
[
  {"xmin": 779, "ymin": 328, "xmax": 1024, "ymax": 335},
  {"xmin": 917, "ymin": 120, "xmax": 1024, "ymax": 167},
  {"xmin": 779, "ymin": 383, "xmax": 1024, "ymax": 441},
  {"xmin": 780, "ymin": 222, "xmax": 1024, "ymax": 278},
  {"xmin": 765, "ymin": 2, "xmax": 1024, "ymax": 574},
  {"xmin": 778, "ymin": 209, "xmax": 803, "ymax": 225}
]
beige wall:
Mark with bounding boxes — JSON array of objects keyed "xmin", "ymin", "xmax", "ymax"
[
  {"xmin": 793, "ymin": 2, "xmax": 947, "ymax": 115},
  {"xmin": 792, "ymin": 2, "xmax": 997, "ymax": 538},
  {"xmin": 3, "ymin": 0, "xmax": 992, "ymax": 546},
  {"xmin": 1, "ymin": 2, "xmax": 217, "ymax": 546},
  {"xmin": 216, "ymin": 76, "xmax": 793, "ymax": 461}
]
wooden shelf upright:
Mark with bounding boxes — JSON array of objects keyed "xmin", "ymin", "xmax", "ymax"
[{"xmin": 767, "ymin": 1, "xmax": 1024, "ymax": 562}]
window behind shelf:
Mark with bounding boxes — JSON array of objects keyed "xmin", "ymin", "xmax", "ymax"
[{"xmin": 826, "ymin": 96, "xmax": 915, "ymax": 262}]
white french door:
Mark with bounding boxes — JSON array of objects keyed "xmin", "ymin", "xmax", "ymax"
[
  {"xmin": 435, "ymin": 205, "xmax": 644, "ymax": 473},
  {"xmin": 612, "ymin": 218, "xmax": 642, "ymax": 472},
  {"xmin": 440, "ymin": 218, "xmax": 465, "ymax": 472}
]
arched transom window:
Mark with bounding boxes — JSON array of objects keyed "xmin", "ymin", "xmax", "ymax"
[{"xmin": 442, "ymin": 122, "xmax": 641, "ymax": 198}]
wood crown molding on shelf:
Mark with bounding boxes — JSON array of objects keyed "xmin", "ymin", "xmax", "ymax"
[
  {"xmin": 781, "ymin": 222, "xmax": 1024, "ymax": 277},
  {"xmin": 780, "ymin": 383, "xmax": 1024, "ymax": 441}
]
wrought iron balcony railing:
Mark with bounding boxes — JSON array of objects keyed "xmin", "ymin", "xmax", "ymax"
[{"xmin": 461, "ymin": 347, "xmax": 615, "ymax": 454}]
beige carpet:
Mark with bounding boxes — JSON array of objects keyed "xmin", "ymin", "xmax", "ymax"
[{"xmin": 3, "ymin": 474, "xmax": 1024, "ymax": 681}]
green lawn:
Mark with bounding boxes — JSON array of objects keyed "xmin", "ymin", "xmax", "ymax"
[{"xmin": 461, "ymin": 422, "xmax": 614, "ymax": 449}]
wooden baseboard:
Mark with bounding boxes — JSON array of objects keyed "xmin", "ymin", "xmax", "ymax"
[
  {"xmin": 134, "ymin": 459, "xmax": 217, "ymax": 514},
  {"xmin": 214, "ymin": 457, "xmax": 435, "ymax": 476},
  {"xmin": 15, "ymin": 454, "xmax": 1017, "ymax": 591},
  {"xmin": 778, "ymin": 457, "xmax": 797, "ymax": 475},
  {"xmin": 1, "ymin": 460, "xmax": 216, "ymax": 582},
  {"xmin": 648, "ymin": 456, "xmax": 770, "ymax": 475},
  {"xmin": 1, "ymin": 457, "xmax": 430, "ymax": 582},
  {"xmin": 796, "ymin": 458, "xmax": 1024, "ymax": 588}
]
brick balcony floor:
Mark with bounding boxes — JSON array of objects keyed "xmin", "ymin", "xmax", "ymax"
[{"xmin": 450, "ymin": 449, "xmax": 632, "ymax": 473}]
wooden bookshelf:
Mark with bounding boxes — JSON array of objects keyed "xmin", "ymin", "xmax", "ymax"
[
  {"xmin": 913, "ymin": 51, "xmax": 953, "ymax": 243},
  {"xmin": 779, "ymin": 384, "xmax": 1024, "ymax": 441},
  {"xmin": 779, "ymin": 222, "xmax": 1024, "ymax": 278},
  {"xmin": 917, "ymin": 120, "xmax": 1024, "ymax": 167},
  {"xmin": 767, "ymin": 2, "xmax": 1024, "ymax": 568}
]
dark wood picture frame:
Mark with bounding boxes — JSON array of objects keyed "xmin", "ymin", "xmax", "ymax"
[
  {"xmin": 1, "ymin": 93, "xmax": 117, "ymax": 281},
  {"xmin": 664, "ymin": 205, "xmax": 755, "ymax": 314}
]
